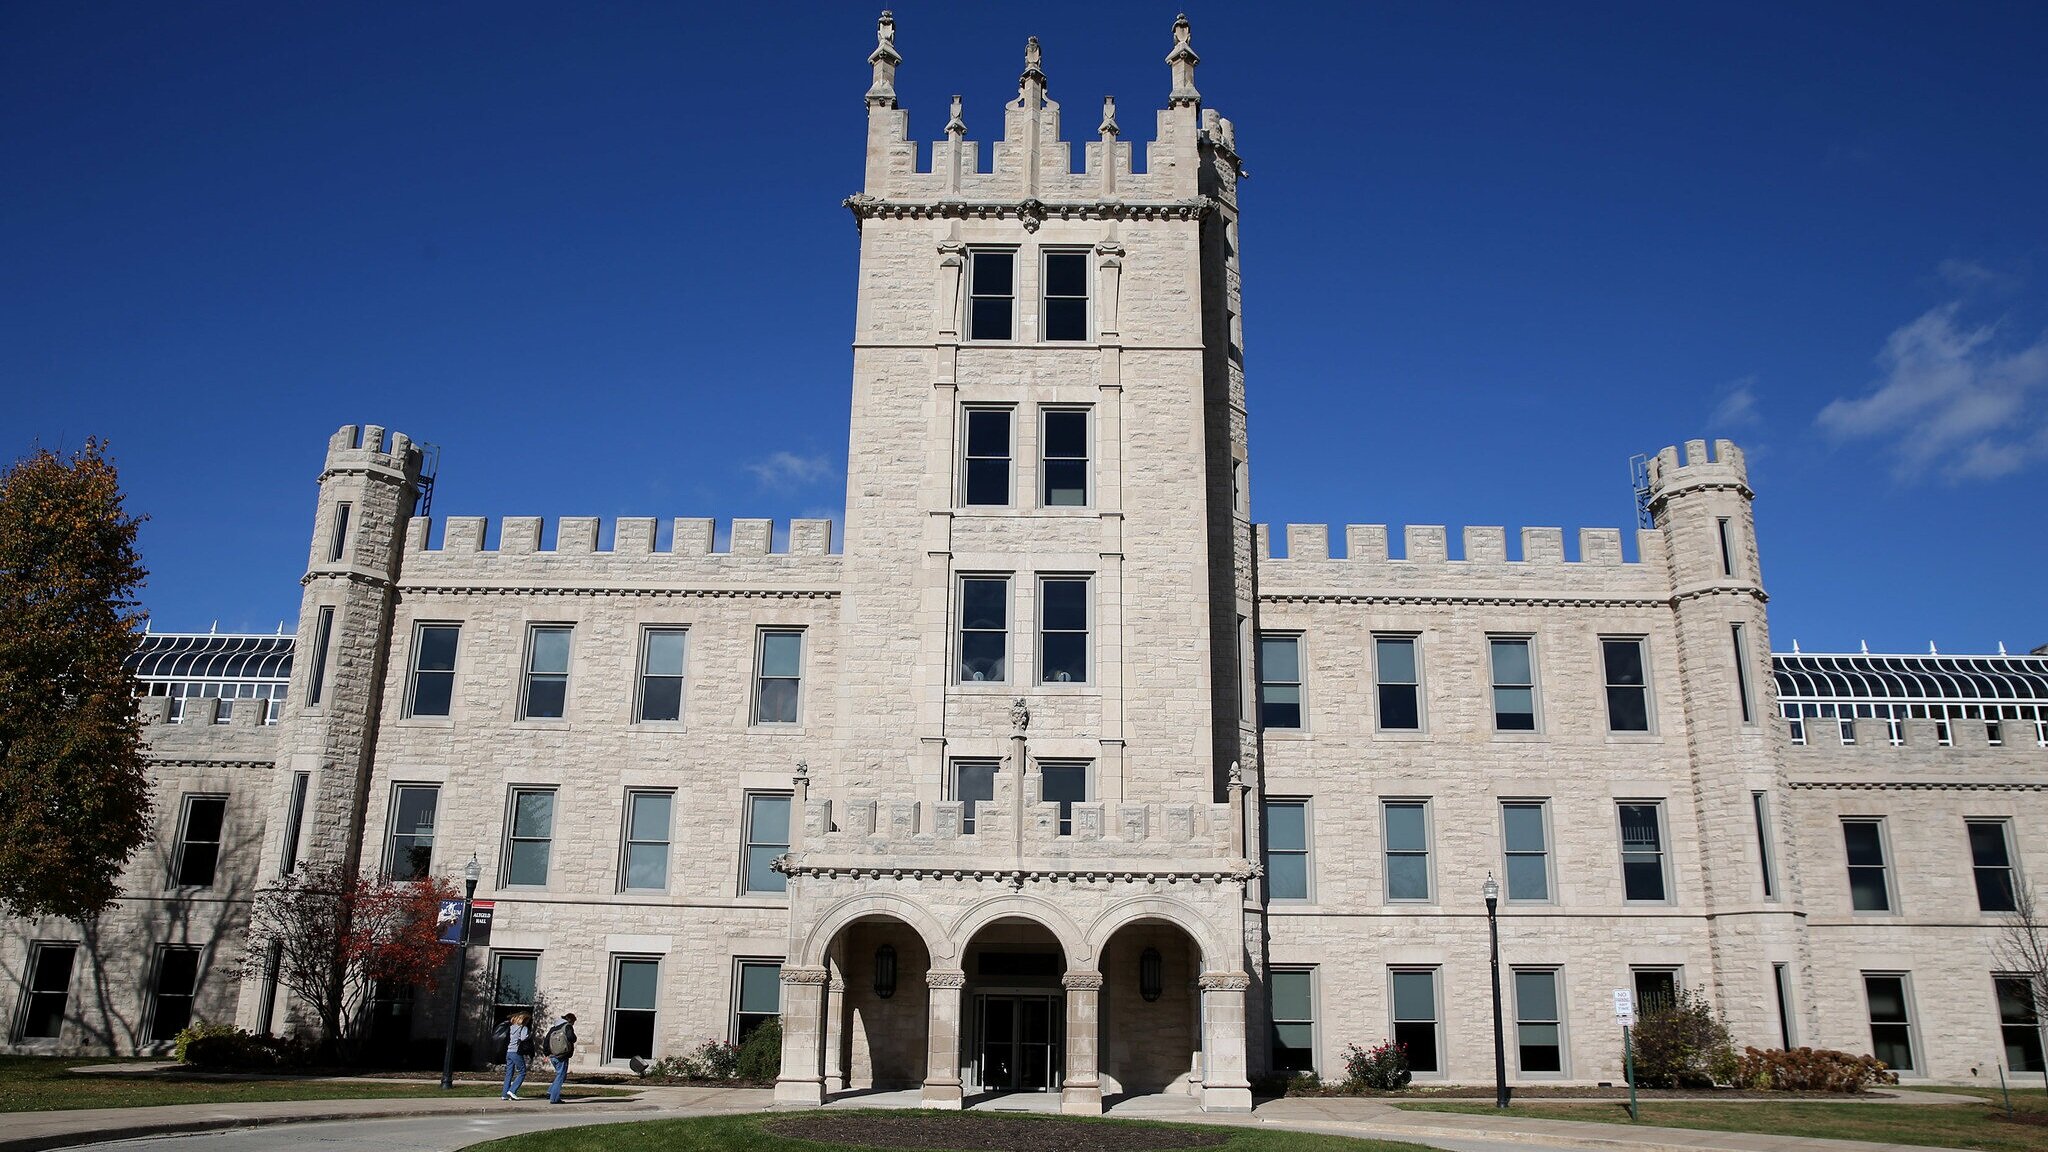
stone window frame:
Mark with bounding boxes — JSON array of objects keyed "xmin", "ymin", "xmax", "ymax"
[
  {"xmin": 12, "ymin": 940, "xmax": 78, "ymax": 1043},
  {"xmin": 1370, "ymin": 632, "xmax": 1426, "ymax": 734},
  {"xmin": 384, "ymin": 783, "xmax": 440, "ymax": 881},
  {"xmin": 500, "ymin": 786, "xmax": 558, "ymax": 890},
  {"xmin": 739, "ymin": 791, "xmax": 792, "ymax": 898},
  {"xmin": 955, "ymin": 573, "xmax": 1012, "ymax": 686},
  {"xmin": 144, "ymin": 944, "xmax": 204, "ymax": 1043},
  {"xmin": 959, "ymin": 404, "xmax": 1016, "ymax": 509},
  {"xmin": 731, "ymin": 957, "xmax": 783, "ymax": 1045},
  {"xmin": 403, "ymin": 621, "xmax": 461, "ymax": 721},
  {"xmin": 1499, "ymin": 799, "xmax": 1555, "ymax": 905},
  {"xmin": 1629, "ymin": 965, "xmax": 1683, "ymax": 1014},
  {"xmin": 1598, "ymin": 635, "xmax": 1656, "ymax": 736},
  {"xmin": 170, "ymin": 793, "xmax": 228, "ymax": 890},
  {"xmin": 750, "ymin": 628, "xmax": 806, "ymax": 729},
  {"xmin": 1993, "ymin": 973, "xmax": 2046, "ymax": 1075},
  {"xmin": 1038, "ymin": 405, "xmax": 1091, "ymax": 508},
  {"xmin": 1381, "ymin": 798, "xmax": 1435, "ymax": 904},
  {"xmin": 1965, "ymin": 818, "xmax": 2021, "ymax": 914},
  {"xmin": 1038, "ymin": 246, "xmax": 1092, "ymax": 343},
  {"xmin": 619, "ymin": 789, "xmax": 675, "ymax": 893},
  {"xmin": 1730, "ymin": 622, "xmax": 1757, "ymax": 725},
  {"xmin": 1388, "ymin": 966, "xmax": 1444, "ymax": 1078},
  {"xmin": 1263, "ymin": 797, "xmax": 1313, "ymax": 904},
  {"xmin": 949, "ymin": 758, "xmax": 999, "ymax": 835},
  {"xmin": 490, "ymin": 950, "xmax": 541, "ymax": 1025},
  {"xmin": 304, "ymin": 605, "xmax": 336, "ymax": 707},
  {"xmin": 1752, "ymin": 790, "xmax": 1780, "ymax": 902},
  {"xmin": 278, "ymin": 770, "xmax": 311, "ymax": 874},
  {"xmin": 327, "ymin": 501, "xmax": 352, "ymax": 563},
  {"xmin": 604, "ymin": 954, "xmax": 662, "ymax": 1066},
  {"xmin": 517, "ymin": 623, "xmax": 574, "ymax": 722},
  {"xmin": 1036, "ymin": 759, "xmax": 1090, "ymax": 836},
  {"xmin": 1510, "ymin": 965, "xmax": 1570, "ymax": 1078},
  {"xmin": 1615, "ymin": 799, "xmax": 1674, "ymax": 905},
  {"xmin": 1268, "ymin": 965, "xmax": 1318, "ymax": 1076},
  {"xmin": 1485, "ymin": 633, "xmax": 1541, "ymax": 735},
  {"xmin": 1773, "ymin": 961, "xmax": 1798, "ymax": 1049},
  {"xmin": 633, "ymin": 626, "xmax": 688, "ymax": 726},
  {"xmin": 1256, "ymin": 631, "xmax": 1306, "ymax": 734},
  {"xmin": 1036, "ymin": 574, "xmax": 1092, "ymax": 687},
  {"xmin": 965, "ymin": 247, "xmax": 1019, "ymax": 342},
  {"xmin": 1861, "ymin": 971, "xmax": 1920, "ymax": 1075},
  {"xmin": 1842, "ymin": 816, "xmax": 1896, "ymax": 915}
]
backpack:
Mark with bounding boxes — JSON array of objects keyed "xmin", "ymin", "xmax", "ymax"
[
  {"xmin": 546, "ymin": 1022, "xmax": 573, "ymax": 1057},
  {"xmin": 517, "ymin": 1028, "xmax": 536, "ymax": 1058},
  {"xmin": 491, "ymin": 1020, "xmax": 509, "ymax": 1051}
]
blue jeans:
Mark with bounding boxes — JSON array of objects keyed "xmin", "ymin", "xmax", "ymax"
[
  {"xmin": 502, "ymin": 1052, "xmax": 528, "ymax": 1097},
  {"xmin": 548, "ymin": 1056, "xmax": 569, "ymax": 1102}
]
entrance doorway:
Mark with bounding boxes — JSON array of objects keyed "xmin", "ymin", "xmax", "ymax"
[{"xmin": 973, "ymin": 993, "xmax": 1063, "ymax": 1092}]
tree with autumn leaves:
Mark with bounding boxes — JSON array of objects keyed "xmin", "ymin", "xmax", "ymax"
[{"xmin": 0, "ymin": 440, "xmax": 154, "ymax": 922}]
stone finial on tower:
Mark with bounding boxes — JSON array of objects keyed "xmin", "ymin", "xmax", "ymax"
[
  {"xmin": 946, "ymin": 94, "xmax": 967, "ymax": 138},
  {"xmin": 1099, "ymin": 95, "xmax": 1119, "ymax": 138},
  {"xmin": 1166, "ymin": 13, "xmax": 1200, "ymax": 108},
  {"xmin": 866, "ymin": 10, "xmax": 902, "ymax": 107},
  {"xmin": 1020, "ymin": 35, "xmax": 1047, "ymax": 100}
]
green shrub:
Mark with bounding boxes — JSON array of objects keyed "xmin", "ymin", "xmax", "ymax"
[
  {"xmin": 1342, "ymin": 1041, "xmax": 1412, "ymax": 1090},
  {"xmin": 1734, "ymin": 1046, "xmax": 1899, "ymax": 1092},
  {"xmin": 735, "ymin": 1018, "xmax": 781, "ymax": 1081},
  {"xmin": 172, "ymin": 1021, "xmax": 237, "ymax": 1064},
  {"xmin": 1629, "ymin": 987, "xmax": 1738, "ymax": 1087},
  {"xmin": 174, "ymin": 1022, "xmax": 313, "ymax": 1069}
]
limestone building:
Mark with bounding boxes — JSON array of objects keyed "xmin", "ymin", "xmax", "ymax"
[{"xmin": 6, "ymin": 15, "xmax": 2045, "ymax": 1108}]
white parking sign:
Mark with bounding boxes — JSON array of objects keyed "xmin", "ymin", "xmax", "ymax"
[{"xmin": 1613, "ymin": 988, "xmax": 1635, "ymax": 1025}]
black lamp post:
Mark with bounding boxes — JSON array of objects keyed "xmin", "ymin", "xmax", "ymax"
[
  {"xmin": 439, "ymin": 853, "xmax": 482, "ymax": 1090},
  {"xmin": 1484, "ymin": 871, "xmax": 1509, "ymax": 1109}
]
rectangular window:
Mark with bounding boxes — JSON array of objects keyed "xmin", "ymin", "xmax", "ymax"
[
  {"xmin": 962, "ymin": 407, "xmax": 1013, "ymax": 506},
  {"xmin": 1375, "ymin": 635, "xmax": 1421, "ymax": 730},
  {"xmin": 1863, "ymin": 974, "xmax": 1916, "ymax": 1073},
  {"xmin": 1039, "ymin": 577, "xmax": 1090, "ymax": 684},
  {"xmin": 958, "ymin": 577, "xmax": 1009, "ymax": 683},
  {"xmin": 1602, "ymin": 638, "xmax": 1651, "ymax": 732},
  {"xmin": 1040, "ymin": 408, "xmax": 1089, "ymax": 506},
  {"xmin": 1632, "ymin": 968, "xmax": 1679, "ymax": 1014},
  {"xmin": 1390, "ymin": 968, "xmax": 1441, "ymax": 1075},
  {"xmin": 146, "ymin": 946, "xmax": 202, "ymax": 1042},
  {"xmin": 1269, "ymin": 967, "xmax": 1316, "ymax": 1073},
  {"xmin": 329, "ymin": 502, "xmax": 352, "ymax": 562},
  {"xmin": 742, "ymin": 792, "xmax": 791, "ymax": 896},
  {"xmin": 753, "ymin": 630, "xmax": 803, "ymax": 725},
  {"xmin": 305, "ymin": 605, "xmax": 335, "ymax": 705},
  {"xmin": 1717, "ymin": 517, "xmax": 1735, "ymax": 577},
  {"xmin": 1265, "ymin": 800, "xmax": 1310, "ymax": 901},
  {"xmin": 1383, "ymin": 800, "xmax": 1432, "ymax": 902},
  {"xmin": 622, "ymin": 791, "xmax": 673, "ymax": 891},
  {"xmin": 1996, "ymin": 975, "xmax": 2045, "ymax": 1074},
  {"xmin": 1968, "ymin": 820, "xmax": 2019, "ymax": 913},
  {"xmin": 1752, "ymin": 791, "xmax": 1778, "ymax": 900},
  {"xmin": 387, "ymin": 785, "xmax": 439, "ymax": 881},
  {"xmin": 521, "ymin": 625, "xmax": 571, "ymax": 719},
  {"xmin": 503, "ymin": 788, "xmax": 556, "ymax": 887},
  {"xmin": 1258, "ymin": 634, "xmax": 1303, "ymax": 730},
  {"xmin": 952, "ymin": 760, "xmax": 997, "ymax": 835},
  {"xmin": 1773, "ymin": 962, "xmax": 1796, "ymax": 1049},
  {"xmin": 15, "ymin": 943, "xmax": 76, "ymax": 1040},
  {"xmin": 1731, "ymin": 623, "xmax": 1754, "ymax": 723},
  {"xmin": 608, "ymin": 957, "xmax": 659, "ymax": 1063},
  {"xmin": 636, "ymin": 628, "xmax": 687, "ymax": 722},
  {"xmin": 172, "ymin": 795, "xmax": 227, "ymax": 888},
  {"xmin": 967, "ymin": 249, "xmax": 1015, "ymax": 340},
  {"xmin": 491, "ymin": 953, "xmax": 539, "ymax": 1024},
  {"xmin": 1502, "ymin": 801, "xmax": 1551, "ymax": 902},
  {"xmin": 734, "ymin": 959, "xmax": 783, "ymax": 1043},
  {"xmin": 1489, "ymin": 637, "xmax": 1536, "ymax": 731},
  {"xmin": 1040, "ymin": 761, "xmax": 1087, "ymax": 836},
  {"xmin": 1843, "ymin": 819, "xmax": 1891, "ymax": 912},
  {"xmin": 1514, "ymin": 968, "xmax": 1566, "ymax": 1074},
  {"xmin": 1618, "ymin": 802, "xmax": 1669, "ymax": 903},
  {"xmin": 279, "ymin": 771, "xmax": 310, "ymax": 873},
  {"xmin": 407, "ymin": 624, "xmax": 459, "ymax": 717},
  {"xmin": 1041, "ymin": 250, "xmax": 1089, "ymax": 341}
]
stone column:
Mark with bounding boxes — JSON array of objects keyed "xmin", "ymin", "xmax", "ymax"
[
  {"xmin": 922, "ymin": 968, "xmax": 967, "ymax": 1109},
  {"xmin": 823, "ymin": 969, "xmax": 847, "ymax": 1094},
  {"xmin": 1197, "ymin": 972, "xmax": 1254, "ymax": 1113},
  {"xmin": 1061, "ymin": 971, "xmax": 1105, "ymax": 1115},
  {"xmin": 774, "ymin": 966, "xmax": 830, "ymax": 1106}
]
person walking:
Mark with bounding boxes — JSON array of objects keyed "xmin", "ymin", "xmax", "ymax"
[
  {"xmin": 498, "ymin": 1011, "xmax": 533, "ymax": 1100},
  {"xmin": 542, "ymin": 1012, "xmax": 578, "ymax": 1103}
]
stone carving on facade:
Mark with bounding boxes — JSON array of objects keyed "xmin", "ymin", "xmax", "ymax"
[
  {"xmin": 1010, "ymin": 697, "xmax": 1030, "ymax": 735},
  {"xmin": 1062, "ymin": 971, "xmax": 1106, "ymax": 991},
  {"xmin": 1198, "ymin": 972, "xmax": 1252, "ymax": 992},
  {"xmin": 926, "ymin": 968, "xmax": 967, "ymax": 989},
  {"xmin": 781, "ymin": 965, "xmax": 832, "ymax": 986}
]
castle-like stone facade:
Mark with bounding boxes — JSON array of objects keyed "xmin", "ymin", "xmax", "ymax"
[{"xmin": 7, "ymin": 15, "xmax": 2045, "ymax": 1107}]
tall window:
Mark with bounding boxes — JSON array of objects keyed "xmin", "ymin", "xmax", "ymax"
[
  {"xmin": 952, "ymin": 760, "xmax": 997, "ymax": 835},
  {"xmin": 1041, "ymin": 250, "xmax": 1089, "ymax": 341},
  {"xmin": 1390, "ymin": 968, "xmax": 1441, "ymax": 1075},
  {"xmin": 521, "ymin": 625, "xmax": 571, "ymax": 719},
  {"xmin": 636, "ymin": 628, "xmax": 687, "ymax": 722},
  {"xmin": 1513, "ymin": 968, "xmax": 1565, "ymax": 1074},
  {"xmin": 503, "ymin": 788, "xmax": 556, "ymax": 887},
  {"xmin": 1863, "ymin": 974, "xmax": 1916, "ymax": 1072},
  {"xmin": 1773, "ymin": 962, "xmax": 1796, "ymax": 1049},
  {"xmin": 958, "ymin": 577, "xmax": 1009, "ymax": 683},
  {"xmin": 1039, "ymin": 577, "xmax": 1090, "ymax": 684},
  {"xmin": 742, "ymin": 793, "xmax": 791, "ymax": 895},
  {"xmin": 279, "ymin": 771, "xmax": 310, "ymax": 873},
  {"xmin": 1968, "ymin": 819, "xmax": 2019, "ymax": 913},
  {"xmin": 1489, "ymin": 637, "xmax": 1536, "ymax": 731},
  {"xmin": 1996, "ymin": 975, "xmax": 2045, "ymax": 1073},
  {"xmin": 1731, "ymin": 623, "xmax": 1755, "ymax": 723},
  {"xmin": 1502, "ymin": 801, "xmax": 1551, "ymax": 902},
  {"xmin": 1265, "ymin": 800, "xmax": 1310, "ymax": 901},
  {"xmin": 491, "ymin": 953, "xmax": 539, "ymax": 1025},
  {"xmin": 622, "ymin": 791, "xmax": 673, "ymax": 891},
  {"xmin": 753, "ymin": 630, "xmax": 803, "ymax": 725},
  {"xmin": 407, "ymin": 624, "xmax": 460, "ymax": 717},
  {"xmin": 1601, "ymin": 638, "xmax": 1650, "ymax": 732},
  {"xmin": 305, "ymin": 605, "xmax": 335, "ymax": 705},
  {"xmin": 1258, "ymin": 634, "xmax": 1303, "ymax": 730},
  {"xmin": 967, "ymin": 250, "xmax": 1015, "ymax": 340},
  {"xmin": 1040, "ymin": 762, "xmax": 1088, "ymax": 836},
  {"xmin": 1269, "ymin": 967, "xmax": 1316, "ymax": 1073},
  {"xmin": 1374, "ymin": 635, "xmax": 1421, "ymax": 730},
  {"xmin": 734, "ymin": 960, "xmax": 783, "ymax": 1042},
  {"xmin": 1843, "ymin": 818, "xmax": 1892, "ymax": 912},
  {"xmin": 387, "ymin": 785, "xmax": 439, "ymax": 881},
  {"xmin": 1752, "ymin": 791, "xmax": 1778, "ymax": 900},
  {"xmin": 1041, "ymin": 408, "xmax": 1089, "ymax": 505},
  {"xmin": 1632, "ymin": 968, "xmax": 1679, "ymax": 1013},
  {"xmin": 962, "ymin": 407, "xmax": 1013, "ymax": 506},
  {"xmin": 172, "ymin": 795, "xmax": 227, "ymax": 888},
  {"xmin": 1618, "ymin": 802, "xmax": 1669, "ymax": 902},
  {"xmin": 14, "ymin": 942, "xmax": 76, "ymax": 1040},
  {"xmin": 328, "ymin": 502, "xmax": 352, "ymax": 562},
  {"xmin": 1383, "ymin": 800, "xmax": 1432, "ymax": 902},
  {"xmin": 1716, "ymin": 517, "xmax": 1736, "ymax": 576},
  {"xmin": 608, "ymin": 957, "xmax": 660, "ymax": 1063},
  {"xmin": 146, "ymin": 946, "xmax": 202, "ymax": 1042}
]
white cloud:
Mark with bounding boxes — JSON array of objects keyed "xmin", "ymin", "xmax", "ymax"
[
  {"xmin": 747, "ymin": 451, "xmax": 837, "ymax": 490},
  {"xmin": 1817, "ymin": 302, "xmax": 2048, "ymax": 482},
  {"xmin": 1938, "ymin": 258, "xmax": 2023, "ymax": 296},
  {"xmin": 1710, "ymin": 377, "xmax": 1762, "ymax": 428}
]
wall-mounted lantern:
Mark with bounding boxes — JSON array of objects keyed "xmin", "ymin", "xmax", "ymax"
[
  {"xmin": 1140, "ymin": 946, "xmax": 1163, "ymax": 1002},
  {"xmin": 874, "ymin": 944, "xmax": 898, "ymax": 999}
]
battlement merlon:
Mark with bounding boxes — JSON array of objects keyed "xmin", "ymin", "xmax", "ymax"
[
  {"xmin": 1645, "ymin": 438, "xmax": 1750, "ymax": 508},
  {"xmin": 321, "ymin": 423, "xmax": 423, "ymax": 486},
  {"xmin": 393, "ymin": 515, "xmax": 841, "ymax": 590}
]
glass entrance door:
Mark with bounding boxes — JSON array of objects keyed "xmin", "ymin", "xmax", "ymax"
[{"xmin": 974, "ymin": 993, "xmax": 1061, "ymax": 1091}]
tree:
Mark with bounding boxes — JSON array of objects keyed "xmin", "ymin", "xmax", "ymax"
[
  {"xmin": 1991, "ymin": 880, "xmax": 2048, "ymax": 1083},
  {"xmin": 0, "ymin": 440, "xmax": 152, "ymax": 921},
  {"xmin": 1629, "ymin": 986, "xmax": 1739, "ymax": 1087},
  {"xmin": 240, "ymin": 863, "xmax": 457, "ymax": 1057}
]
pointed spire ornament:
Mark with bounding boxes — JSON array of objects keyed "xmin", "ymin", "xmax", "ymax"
[
  {"xmin": 1166, "ymin": 13, "xmax": 1200, "ymax": 108},
  {"xmin": 866, "ymin": 10, "xmax": 902, "ymax": 108},
  {"xmin": 1099, "ymin": 95, "xmax": 1119, "ymax": 138},
  {"xmin": 1020, "ymin": 35, "xmax": 1047, "ymax": 96},
  {"xmin": 946, "ymin": 94, "xmax": 966, "ymax": 138}
]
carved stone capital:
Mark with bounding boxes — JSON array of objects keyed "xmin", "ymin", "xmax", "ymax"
[
  {"xmin": 781, "ymin": 965, "xmax": 831, "ymax": 986},
  {"xmin": 1062, "ymin": 971, "xmax": 1105, "ymax": 991},
  {"xmin": 1198, "ymin": 971, "xmax": 1251, "ymax": 993},
  {"xmin": 926, "ymin": 968, "xmax": 967, "ymax": 989}
]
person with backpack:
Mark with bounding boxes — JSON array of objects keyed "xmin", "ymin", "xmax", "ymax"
[
  {"xmin": 493, "ymin": 1011, "xmax": 533, "ymax": 1100},
  {"xmin": 542, "ymin": 1012, "xmax": 578, "ymax": 1103}
]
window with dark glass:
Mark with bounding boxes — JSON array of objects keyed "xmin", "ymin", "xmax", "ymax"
[
  {"xmin": 962, "ymin": 407, "xmax": 1013, "ymax": 506},
  {"xmin": 753, "ymin": 630, "xmax": 803, "ymax": 725},
  {"xmin": 1383, "ymin": 801, "xmax": 1432, "ymax": 902},
  {"xmin": 1502, "ymin": 801, "xmax": 1551, "ymax": 902},
  {"xmin": 1514, "ymin": 968, "xmax": 1565, "ymax": 1073},
  {"xmin": 952, "ymin": 759, "xmax": 997, "ymax": 835},
  {"xmin": 1969, "ymin": 820, "xmax": 2018, "ymax": 913},
  {"xmin": 1843, "ymin": 819, "xmax": 1891, "ymax": 912},
  {"xmin": 491, "ymin": 952, "xmax": 538, "ymax": 1024},
  {"xmin": 503, "ymin": 788, "xmax": 555, "ymax": 887},
  {"xmin": 146, "ymin": 947, "xmax": 202, "ymax": 1042},
  {"xmin": 1863, "ymin": 974, "xmax": 1915, "ymax": 1072},
  {"xmin": 16, "ymin": 943, "xmax": 76, "ymax": 1040},
  {"xmin": 1391, "ymin": 968, "xmax": 1440, "ymax": 1074},
  {"xmin": 1490, "ymin": 637, "xmax": 1536, "ymax": 731},
  {"xmin": 734, "ymin": 960, "xmax": 782, "ymax": 1043},
  {"xmin": 622, "ymin": 791, "xmax": 673, "ymax": 891},
  {"xmin": 958, "ymin": 577, "xmax": 1009, "ymax": 683},
  {"xmin": 1259, "ymin": 634, "xmax": 1303, "ymax": 730},
  {"xmin": 1632, "ymin": 968, "xmax": 1678, "ymax": 1014},
  {"xmin": 608, "ymin": 956, "xmax": 659, "ymax": 1062},
  {"xmin": 521, "ymin": 626, "xmax": 571, "ymax": 719},
  {"xmin": 279, "ymin": 771, "xmax": 310, "ymax": 873},
  {"xmin": 1269, "ymin": 968, "xmax": 1316, "ymax": 1073},
  {"xmin": 1717, "ymin": 517, "xmax": 1735, "ymax": 577},
  {"xmin": 1041, "ymin": 250, "xmax": 1089, "ymax": 341},
  {"xmin": 1773, "ymin": 962, "xmax": 1796, "ymax": 1049},
  {"xmin": 306, "ymin": 605, "xmax": 334, "ymax": 705},
  {"xmin": 636, "ymin": 628, "xmax": 686, "ymax": 722},
  {"xmin": 1040, "ymin": 762, "xmax": 1087, "ymax": 836},
  {"xmin": 1618, "ymin": 802, "xmax": 1668, "ymax": 902},
  {"xmin": 1752, "ymin": 791, "xmax": 1778, "ymax": 900},
  {"xmin": 1732, "ymin": 623, "xmax": 1755, "ymax": 723},
  {"xmin": 1039, "ymin": 577, "xmax": 1089, "ymax": 684},
  {"xmin": 407, "ymin": 624, "xmax": 459, "ymax": 717},
  {"xmin": 968, "ymin": 250, "xmax": 1015, "ymax": 340},
  {"xmin": 172, "ymin": 795, "xmax": 227, "ymax": 888},
  {"xmin": 328, "ymin": 502, "xmax": 352, "ymax": 562},
  {"xmin": 1602, "ymin": 638, "xmax": 1650, "ymax": 732},
  {"xmin": 1375, "ymin": 635, "xmax": 1420, "ymax": 730},
  {"xmin": 1265, "ymin": 800, "xmax": 1310, "ymax": 901},
  {"xmin": 1041, "ymin": 408, "xmax": 1089, "ymax": 506},
  {"xmin": 1997, "ymin": 975, "xmax": 2045, "ymax": 1074},
  {"xmin": 387, "ymin": 785, "xmax": 439, "ymax": 881},
  {"xmin": 742, "ymin": 793, "xmax": 790, "ymax": 895}
]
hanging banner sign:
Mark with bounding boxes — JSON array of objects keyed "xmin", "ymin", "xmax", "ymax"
[{"xmin": 437, "ymin": 900, "xmax": 496, "ymax": 946}]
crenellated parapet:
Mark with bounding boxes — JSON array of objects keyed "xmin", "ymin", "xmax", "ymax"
[
  {"xmin": 320, "ymin": 423, "xmax": 422, "ymax": 485},
  {"xmin": 395, "ymin": 515, "xmax": 841, "ymax": 593},
  {"xmin": 1645, "ymin": 438, "xmax": 1750, "ymax": 507},
  {"xmin": 1255, "ymin": 523, "xmax": 1668, "ymax": 605}
]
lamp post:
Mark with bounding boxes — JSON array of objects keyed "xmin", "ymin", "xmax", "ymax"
[
  {"xmin": 1484, "ymin": 871, "xmax": 1509, "ymax": 1109},
  {"xmin": 439, "ymin": 854, "xmax": 482, "ymax": 1090}
]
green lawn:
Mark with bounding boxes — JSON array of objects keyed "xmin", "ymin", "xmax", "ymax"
[
  {"xmin": 0, "ymin": 1055, "xmax": 629, "ymax": 1113},
  {"xmin": 1395, "ymin": 1091, "xmax": 2048, "ymax": 1152},
  {"xmin": 467, "ymin": 1111, "xmax": 1437, "ymax": 1152}
]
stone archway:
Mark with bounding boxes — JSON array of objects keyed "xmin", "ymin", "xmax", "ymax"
[
  {"xmin": 1097, "ymin": 917, "xmax": 1204, "ymax": 1098},
  {"xmin": 827, "ymin": 915, "xmax": 933, "ymax": 1094}
]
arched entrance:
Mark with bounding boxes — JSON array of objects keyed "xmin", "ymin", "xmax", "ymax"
[
  {"xmin": 823, "ymin": 915, "xmax": 933, "ymax": 1095},
  {"xmin": 1098, "ymin": 919, "xmax": 1203, "ymax": 1098},
  {"xmin": 959, "ymin": 916, "xmax": 1072, "ymax": 1099}
]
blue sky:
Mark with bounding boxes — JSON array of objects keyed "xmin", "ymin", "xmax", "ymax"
[{"xmin": 4, "ymin": 2, "xmax": 2044, "ymax": 653}]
